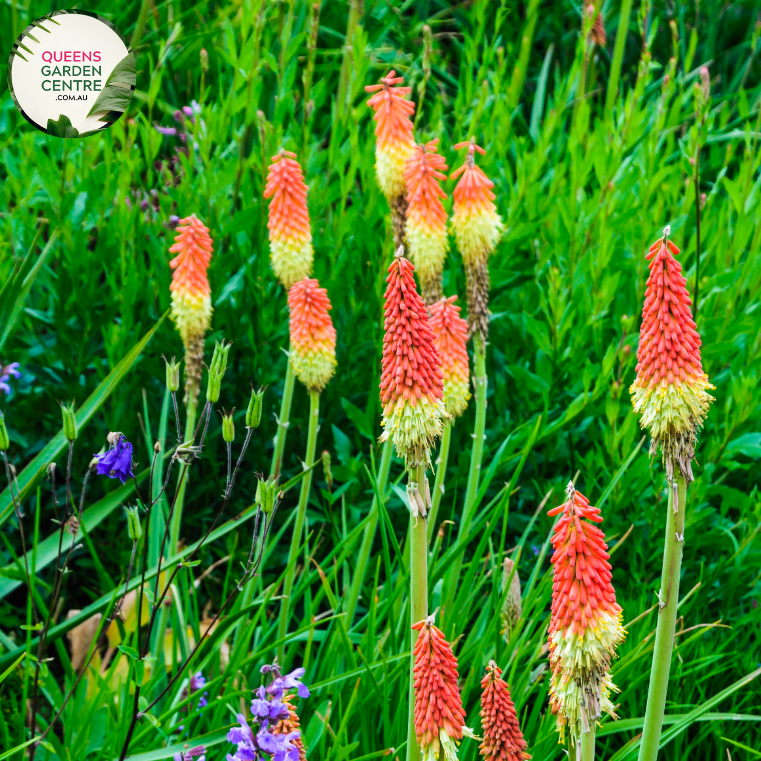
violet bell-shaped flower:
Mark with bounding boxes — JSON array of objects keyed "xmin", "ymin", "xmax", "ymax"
[{"xmin": 95, "ymin": 434, "xmax": 135, "ymax": 484}]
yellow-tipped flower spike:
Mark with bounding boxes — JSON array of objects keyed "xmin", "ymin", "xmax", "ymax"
[
  {"xmin": 630, "ymin": 231, "xmax": 714, "ymax": 482},
  {"xmin": 264, "ymin": 150, "xmax": 314, "ymax": 290},
  {"xmin": 168, "ymin": 214, "xmax": 213, "ymax": 403},
  {"xmin": 288, "ymin": 278, "xmax": 337, "ymax": 393},
  {"xmin": 450, "ymin": 138, "xmax": 504, "ymax": 340},
  {"xmin": 429, "ymin": 296, "xmax": 470, "ymax": 419},
  {"xmin": 365, "ymin": 70, "xmax": 416, "ymax": 248},
  {"xmin": 404, "ymin": 139, "xmax": 449, "ymax": 305}
]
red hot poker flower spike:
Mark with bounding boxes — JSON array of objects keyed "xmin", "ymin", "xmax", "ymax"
[
  {"xmin": 546, "ymin": 482, "xmax": 625, "ymax": 746},
  {"xmin": 630, "ymin": 230, "xmax": 714, "ymax": 483},
  {"xmin": 379, "ymin": 249, "xmax": 448, "ymax": 469},
  {"xmin": 429, "ymin": 296, "xmax": 470, "ymax": 419},
  {"xmin": 479, "ymin": 661, "xmax": 530, "ymax": 761},
  {"xmin": 413, "ymin": 616, "xmax": 477, "ymax": 761}
]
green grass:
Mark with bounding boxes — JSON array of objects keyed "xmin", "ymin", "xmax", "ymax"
[{"xmin": 0, "ymin": 1, "xmax": 760, "ymax": 759}]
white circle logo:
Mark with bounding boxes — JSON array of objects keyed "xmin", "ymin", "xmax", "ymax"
[{"xmin": 7, "ymin": 11, "xmax": 135, "ymax": 138}]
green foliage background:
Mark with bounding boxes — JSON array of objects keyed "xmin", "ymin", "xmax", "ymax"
[{"xmin": 0, "ymin": 0, "xmax": 760, "ymax": 759}]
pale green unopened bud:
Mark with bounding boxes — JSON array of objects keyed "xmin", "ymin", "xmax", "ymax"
[
  {"xmin": 61, "ymin": 402, "xmax": 77, "ymax": 442},
  {"xmin": 222, "ymin": 410, "xmax": 235, "ymax": 443},
  {"xmin": 206, "ymin": 340, "xmax": 232, "ymax": 403},
  {"xmin": 322, "ymin": 450, "xmax": 333, "ymax": 491},
  {"xmin": 0, "ymin": 414, "xmax": 9, "ymax": 451},
  {"xmin": 500, "ymin": 557, "xmax": 522, "ymax": 642},
  {"xmin": 125, "ymin": 505, "xmax": 143, "ymax": 541},
  {"xmin": 200, "ymin": 48, "xmax": 209, "ymax": 72},
  {"xmin": 255, "ymin": 475, "xmax": 279, "ymax": 514},
  {"xmin": 164, "ymin": 356, "xmax": 181, "ymax": 393},
  {"xmin": 246, "ymin": 387, "xmax": 264, "ymax": 429}
]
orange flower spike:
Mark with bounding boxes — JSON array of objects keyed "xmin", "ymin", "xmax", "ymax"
[
  {"xmin": 429, "ymin": 296, "xmax": 470, "ymax": 419},
  {"xmin": 404, "ymin": 139, "xmax": 449, "ymax": 304},
  {"xmin": 288, "ymin": 278, "xmax": 337, "ymax": 393},
  {"xmin": 630, "ymin": 227, "xmax": 714, "ymax": 482},
  {"xmin": 412, "ymin": 616, "xmax": 477, "ymax": 761},
  {"xmin": 272, "ymin": 694, "xmax": 307, "ymax": 761},
  {"xmin": 264, "ymin": 150, "xmax": 314, "ymax": 289},
  {"xmin": 365, "ymin": 70, "xmax": 416, "ymax": 202},
  {"xmin": 450, "ymin": 139, "xmax": 503, "ymax": 339},
  {"xmin": 379, "ymin": 249, "xmax": 448, "ymax": 470},
  {"xmin": 169, "ymin": 214, "xmax": 213, "ymax": 402},
  {"xmin": 546, "ymin": 483, "xmax": 625, "ymax": 747},
  {"xmin": 479, "ymin": 661, "xmax": 530, "ymax": 761}
]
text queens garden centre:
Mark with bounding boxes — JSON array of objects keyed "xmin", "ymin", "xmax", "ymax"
[{"xmin": 41, "ymin": 50, "xmax": 102, "ymax": 95}]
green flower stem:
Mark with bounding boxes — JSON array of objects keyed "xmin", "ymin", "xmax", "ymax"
[
  {"xmin": 271, "ymin": 353, "xmax": 296, "ymax": 478},
  {"xmin": 169, "ymin": 393, "xmax": 197, "ymax": 553},
  {"xmin": 579, "ymin": 727, "xmax": 596, "ymax": 761},
  {"xmin": 406, "ymin": 462, "xmax": 429, "ymax": 761},
  {"xmin": 345, "ymin": 438, "xmax": 393, "ymax": 627},
  {"xmin": 462, "ymin": 334, "xmax": 487, "ymax": 533},
  {"xmin": 637, "ymin": 475, "xmax": 687, "ymax": 761},
  {"xmin": 427, "ymin": 421, "xmax": 452, "ymax": 543},
  {"xmin": 277, "ymin": 388, "xmax": 320, "ymax": 663}
]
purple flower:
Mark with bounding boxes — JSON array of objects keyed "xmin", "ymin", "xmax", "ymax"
[
  {"xmin": 251, "ymin": 686, "xmax": 288, "ymax": 721},
  {"xmin": 182, "ymin": 105, "xmax": 194, "ymax": 117},
  {"xmin": 174, "ymin": 747, "xmax": 206, "ymax": 761},
  {"xmin": 269, "ymin": 668, "xmax": 310, "ymax": 699},
  {"xmin": 189, "ymin": 671, "xmax": 208, "ymax": 709},
  {"xmin": 156, "ymin": 125, "xmax": 179, "ymax": 136},
  {"xmin": 227, "ymin": 714, "xmax": 259, "ymax": 761},
  {"xmin": 0, "ymin": 362, "xmax": 20, "ymax": 395},
  {"xmin": 257, "ymin": 726, "xmax": 300, "ymax": 761},
  {"xmin": 94, "ymin": 435, "xmax": 134, "ymax": 484}
]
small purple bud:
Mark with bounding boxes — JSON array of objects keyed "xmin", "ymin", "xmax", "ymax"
[{"xmin": 168, "ymin": 215, "xmax": 180, "ymax": 229}]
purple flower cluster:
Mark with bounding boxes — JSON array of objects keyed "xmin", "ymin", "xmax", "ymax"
[
  {"xmin": 226, "ymin": 663, "xmax": 310, "ymax": 761},
  {"xmin": 0, "ymin": 362, "xmax": 20, "ymax": 395},
  {"xmin": 190, "ymin": 671, "xmax": 208, "ymax": 709},
  {"xmin": 94, "ymin": 435, "xmax": 135, "ymax": 484},
  {"xmin": 155, "ymin": 101, "xmax": 205, "ymax": 146}
]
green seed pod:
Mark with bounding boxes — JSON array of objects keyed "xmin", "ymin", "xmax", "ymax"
[
  {"xmin": 321, "ymin": 450, "xmax": 333, "ymax": 491},
  {"xmin": 125, "ymin": 505, "xmax": 143, "ymax": 541},
  {"xmin": 246, "ymin": 387, "xmax": 264, "ymax": 429},
  {"xmin": 164, "ymin": 356, "xmax": 181, "ymax": 393},
  {"xmin": 61, "ymin": 402, "xmax": 77, "ymax": 442},
  {"xmin": 255, "ymin": 475, "xmax": 279, "ymax": 514},
  {"xmin": 222, "ymin": 410, "xmax": 235, "ymax": 443},
  {"xmin": 0, "ymin": 414, "xmax": 9, "ymax": 451},
  {"xmin": 206, "ymin": 340, "xmax": 232, "ymax": 403},
  {"xmin": 200, "ymin": 48, "xmax": 209, "ymax": 72}
]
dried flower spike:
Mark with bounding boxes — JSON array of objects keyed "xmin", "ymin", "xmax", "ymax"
[
  {"xmin": 169, "ymin": 214, "xmax": 213, "ymax": 403},
  {"xmin": 288, "ymin": 278, "xmax": 337, "ymax": 393},
  {"xmin": 629, "ymin": 232, "xmax": 714, "ymax": 483},
  {"xmin": 404, "ymin": 139, "xmax": 449, "ymax": 304},
  {"xmin": 413, "ymin": 615, "xmax": 477, "ymax": 761},
  {"xmin": 499, "ymin": 557, "xmax": 521, "ymax": 642},
  {"xmin": 451, "ymin": 139, "xmax": 503, "ymax": 340},
  {"xmin": 264, "ymin": 150, "xmax": 314, "ymax": 290},
  {"xmin": 365, "ymin": 70, "xmax": 416, "ymax": 247},
  {"xmin": 429, "ymin": 296, "xmax": 470, "ymax": 419},
  {"xmin": 587, "ymin": 4, "xmax": 606, "ymax": 46},
  {"xmin": 379, "ymin": 249, "xmax": 447, "ymax": 468},
  {"xmin": 546, "ymin": 483, "xmax": 625, "ymax": 746},
  {"xmin": 479, "ymin": 661, "xmax": 530, "ymax": 761}
]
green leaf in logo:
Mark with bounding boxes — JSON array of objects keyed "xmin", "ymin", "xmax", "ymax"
[
  {"xmin": 87, "ymin": 52, "xmax": 136, "ymax": 121},
  {"xmin": 46, "ymin": 114, "xmax": 80, "ymax": 138}
]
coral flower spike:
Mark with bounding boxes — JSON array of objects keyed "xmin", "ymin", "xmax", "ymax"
[
  {"xmin": 630, "ymin": 227, "xmax": 714, "ymax": 483},
  {"xmin": 169, "ymin": 214, "xmax": 213, "ymax": 404},
  {"xmin": 264, "ymin": 150, "xmax": 314, "ymax": 290},
  {"xmin": 413, "ymin": 616, "xmax": 477, "ymax": 761},
  {"xmin": 479, "ymin": 661, "xmax": 530, "ymax": 761},
  {"xmin": 288, "ymin": 278, "xmax": 337, "ymax": 393},
  {"xmin": 404, "ymin": 139, "xmax": 449, "ymax": 305},
  {"xmin": 379, "ymin": 248, "xmax": 448, "ymax": 470},
  {"xmin": 546, "ymin": 483, "xmax": 625, "ymax": 747},
  {"xmin": 365, "ymin": 70, "xmax": 416, "ymax": 247},
  {"xmin": 451, "ymin": 138, "xmax": 504, "ymax": 340},
  {"xmin": 429, "ymin": 296, "xmax": 470, "ymax": 419}
]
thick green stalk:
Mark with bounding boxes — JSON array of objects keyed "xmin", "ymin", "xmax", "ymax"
[
  {"xmin": 271, "ymin": 355, "xmax": 296, "ymax": 478},
  {"xmin": 462, "ymin": 334, "xmax": 487, "ymax": 534},
  {"xmin": 605, "ymin": 0, "xmax": 633, "ymax": 113},
  {"xmin": 345, "ymin": 439, "xmax": 393, "ymax": 626},
  {"xmin": 406, "ymin": 463, "xmax": 429, "ymax": 761},
  {"xmin": 637, "ymin": 476, "xmax": 687, "ymax": 761},
  {"xmin": 277, "ymin": 389, "xmax": 320, "ymax": 662},
  {"xmin": 169, "ymin": 395, "xmax": 197, "ymax": 553},
  {"xmin": 427, "ymin": 422, "xmax": 452, "ymax": 543},
  {"xmin": 579, "ymin": 727, "xmax": 596, "ymax": 761}
]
